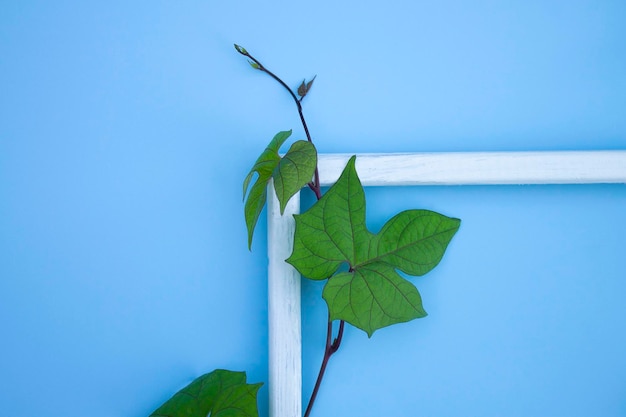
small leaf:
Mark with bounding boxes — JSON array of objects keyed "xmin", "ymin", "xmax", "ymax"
[
  {"xmin": 248, "ymin": 60, "xmax": 260, "ymax": 70},
  {"xmin": 287, "ymin": 156, "xmax": 460, "ymax": 335},
  {"xmin": 243, "ymin": 131, "xmax": 318, "ymax": 248},
  {"xmin": 273, "ymin": 140, "xmax": 317, "ymax": 214},
  {"xmin": 297, "ymin": 76, "xmax": 317, "ymax": 98},
  {"xmin": 297, "ymin": 79, "xmax": 307, "ymax": 97},
  {"xmin": 243, "ymin": 130, "xmax": 292, "ymax": 249},
  {"xmin": 305, "ymin": 75, "xmax": 316, "ymax": 94},
  {"xmin": 150, "ymin": 369, "xmax": 262, "ymax": 417}
]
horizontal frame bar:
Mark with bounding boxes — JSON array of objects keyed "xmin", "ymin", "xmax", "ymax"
[{"xmin": 317, "ymin": 151, "xmax": 626, "ymax": 186}]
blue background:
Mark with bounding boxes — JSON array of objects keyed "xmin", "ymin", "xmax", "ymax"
[{"xmin": 1, "ymin": 1, "xmax": 625, "ymax": 416}]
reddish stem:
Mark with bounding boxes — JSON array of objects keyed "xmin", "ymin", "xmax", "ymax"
[{"xmin": 303, "ymin": 318, "xmax": 345, "ymax": 417}]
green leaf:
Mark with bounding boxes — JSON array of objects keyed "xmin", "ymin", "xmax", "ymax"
[
  {"xmin": 371, "ymin": 209, "xmax": 462, "ymax": 276},
  {"xmin": 243, "ymin": 131, "xmax": 317, "ymax": 248},
  {"xmin": 286, "ymin": 155, "xmax": 371, "ymax": 279},
  {"xmin": 243, "ymin": 130, "xmax": 291, "ymax": 201},
  {"xmin": 287, "ymin": 156, "xmax": 460, "ymax": 336},
  {"xmin": 244, "ymin": 130, "xmax": 292, "ymax": 249},
  {"xmin": 323, "ymin": 263, "xmax": 427, "ymax": 335},
  {"xmin": 273, "ymin": 140, "xmax": 317, "ymax": 214},
  {"xmin": 244, "ymin": 178, "xmax": 268, "ymax": 249},
  {"xmin": 150, "ymin": 369, "xmax": 262, "ymax": 417}
]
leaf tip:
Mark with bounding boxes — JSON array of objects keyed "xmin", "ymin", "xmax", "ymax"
[
  {"xmin": 306, "ymin": 75, "xmax": 316, "ymax": 91},
  {"xmin": 345, "ymin": 155, "xmax": 358, "ymax": 173}
]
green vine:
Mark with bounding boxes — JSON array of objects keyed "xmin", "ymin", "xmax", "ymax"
[{"xmin": 149, "ymin": 45, "xmax": 461, "ymax": 417}]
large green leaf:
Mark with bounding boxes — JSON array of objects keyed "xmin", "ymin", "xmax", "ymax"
[
  {"xmin": 323, "ymin": 263, "xmax": 427, "ymax": 334},
  {"xmin": 287, "ymin": 156, "xmax": 460, "ymax": 336},
  {"xmin": 150, "ymin": 369, "xmax": 262, "ymax": 417},
  {"xmin": 243, "ymin": 131, "xmax": 317, "ymax": 249}
]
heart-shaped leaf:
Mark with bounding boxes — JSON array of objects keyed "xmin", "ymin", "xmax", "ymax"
[
  {"xmin": 287, "ymin": 156, "xmax": 460, "ymax": 336},
  {"xmin": 150, "ymin": 369, "xmax": 262, "ymax": 417},
  {"xmin": 243, "ymin": 131, "xmax": 317, "ymax": 248},
  {"xmin": 273, "ymin": 140, "xmax": 317, "ymax": 214}
]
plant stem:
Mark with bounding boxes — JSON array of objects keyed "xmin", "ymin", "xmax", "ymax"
[
  {"xmin": 303, "ymin": 318, "xmax": 345, "ymax": 417},
  {"xmin": 236, "ymin": 45, "xmax": 343, "ymax": 416},
  {"xmin": 235, "ymin": 45, "xmax": 321, "ymax": 199}
]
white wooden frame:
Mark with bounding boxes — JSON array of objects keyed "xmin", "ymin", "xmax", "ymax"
[{"xmin": 266, "ymin": 150, "xmax": 626, "ymax": 417}]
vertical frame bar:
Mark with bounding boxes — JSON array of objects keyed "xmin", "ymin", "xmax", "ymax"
[{"xmin": 267, "ymin": 180, "xmax": 301, "ymax": 417}]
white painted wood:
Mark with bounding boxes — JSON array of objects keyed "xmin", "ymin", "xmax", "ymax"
[
  {"xmin": 266, "ymin": 150, "xmax": 626, "ymax": 417},
  {"xmin": 267, "ymin": 180, "xmax": 301, "ymax": 417},
  {"xmin": 317, "ymin": 151, "xmax": 626, "ymax": 186}
]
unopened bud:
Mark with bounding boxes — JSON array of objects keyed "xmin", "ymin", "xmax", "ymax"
[{"xmin": 234, "ymin": 44, "xmax": 248, "ymax": 55}]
